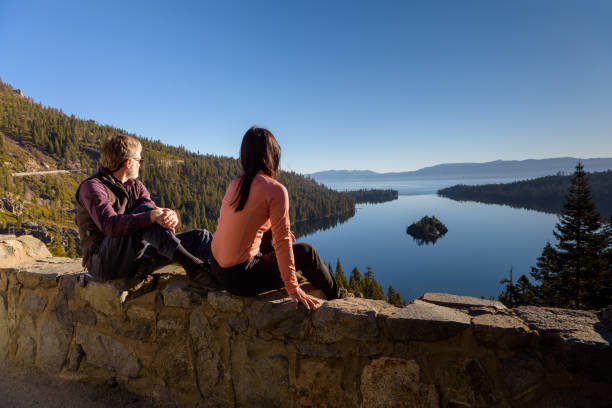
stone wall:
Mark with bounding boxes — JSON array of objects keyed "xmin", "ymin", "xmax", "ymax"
[{"xmin": 0, "ymin": 235, "xmax": 611, "ymax": 407}]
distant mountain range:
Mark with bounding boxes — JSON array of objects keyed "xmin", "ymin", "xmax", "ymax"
[{"xmin": 309, "ymin": 158, "xmax": 612, "ymax": 181}]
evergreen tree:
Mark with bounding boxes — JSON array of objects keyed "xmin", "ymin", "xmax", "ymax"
[
  {"xmin": 349, "ymin": 267, "xmax": 364, "ymax": 293},
  {"xmin": 363, "ymin": 266, "xmax": 386, "ymax": 300},
  {"xmin": 334, "ymin": 258, "xmax": 349, "ymax": 289},
  {"xmin": 66, "ymin": 235, "xmax": 78, "ymax": 258},
  {"xmin": 599, "ymin": 217, "xmax": 612, "ymax": 305},
  {"xmin": 48, "ymin": 235, "xmax": 67, "ymax": 257},
  {"xmin": 530, "ymin": 163, "xmax": 608, "ymax": 309},
  {"xmin": 386, "ymin": 286, "xmax": 406, "ymax": 307},
  {"xmin": 499, "ymin": 267, "xmax": 538, "ymax": 307}
]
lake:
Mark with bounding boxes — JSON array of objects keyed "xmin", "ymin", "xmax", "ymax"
[{"xmin": 296, "ymin": 178, "xmax": 559, "ymax": 302}]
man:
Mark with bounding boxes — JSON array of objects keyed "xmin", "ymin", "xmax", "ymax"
[{"xmin": 75, "ymin": 134, "xmax": 217, "ymax": 288}]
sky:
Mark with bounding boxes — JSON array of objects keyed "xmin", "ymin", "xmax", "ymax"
[{"xmin": 1, "ymin": 0, "xmax": 611, "ymax": 173}]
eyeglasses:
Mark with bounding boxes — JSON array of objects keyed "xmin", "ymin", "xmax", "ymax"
[{"xmin": 132, "ymin": 157, "xmax": 144, "ymax": 165}]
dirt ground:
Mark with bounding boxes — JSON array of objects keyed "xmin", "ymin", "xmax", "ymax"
[{"xmin": 0, "ymin": 362, "xmax": 178, "ymax": 408}]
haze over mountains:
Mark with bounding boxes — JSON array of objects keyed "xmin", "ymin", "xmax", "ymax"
[{"xmin": 309, "ymin": 158, "xmax": 612, "ymax": 182}]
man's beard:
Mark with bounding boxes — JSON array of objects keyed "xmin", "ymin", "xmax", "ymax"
[{"xmin": 127, "ymin": 168, "xmax": 139, "ymax": 180}]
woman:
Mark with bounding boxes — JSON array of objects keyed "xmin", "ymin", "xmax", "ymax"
[{"xmin": 211, "ymin": 127, "xmax": 342, "ymax": 310}]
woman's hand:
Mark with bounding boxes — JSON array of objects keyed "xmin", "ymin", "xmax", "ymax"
[{"xmin": 289, "ymin": 287, "xmax": 321, "ymax": 311}]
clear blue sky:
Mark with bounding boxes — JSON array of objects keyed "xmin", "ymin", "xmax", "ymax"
[{"xmin": 1, "ymin": 0, "xmax": 611, "ymax": 173}]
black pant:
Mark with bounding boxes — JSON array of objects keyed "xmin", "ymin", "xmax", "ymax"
[
  {"xmin": 211, "ymin": 239, "xmax": 341, "ymax": 300},
  {"xmin": 87, "ymin": 204, "xmax": 212, "ymax": 280}
]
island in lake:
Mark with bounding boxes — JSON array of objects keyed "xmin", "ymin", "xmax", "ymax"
[{"xmin": 406, "ymin": 216, "xmax": 448, "ymax": 245}]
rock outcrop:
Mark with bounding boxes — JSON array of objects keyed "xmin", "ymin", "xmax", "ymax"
[{"xmin": 1, "ymin": 235, "xmax": 611, "ymax": 407}]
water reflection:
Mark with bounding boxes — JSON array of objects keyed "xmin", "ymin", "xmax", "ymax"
[
  {"xmin": 293, "ymin": 208, "xmax": 356, "ymax": 239},
  {"xmin": 407, "ymin": 232, "xmax": 445, "ymax": 246},
  {"xmin": 406, "ymin": 216, "xmax": 448, "ymax": 246}
]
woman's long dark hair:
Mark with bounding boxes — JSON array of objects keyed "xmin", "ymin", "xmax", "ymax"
[{"xmin": 231, "ymin": 126, "xmax": 281, "ymax": 212}]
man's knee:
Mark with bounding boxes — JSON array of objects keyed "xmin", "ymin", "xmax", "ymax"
[{"xmin": 131, "ymin": 204, "xmax": 155, "ymax": 214}]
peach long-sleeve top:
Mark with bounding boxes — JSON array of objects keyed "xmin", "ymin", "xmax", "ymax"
[{"xmin": 211, "ymin": 173, "xmax": 299, "ymax": 294}]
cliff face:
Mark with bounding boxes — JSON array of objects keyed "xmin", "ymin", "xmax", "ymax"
[{"xmin": 0, "ymin": 235, "xmax": 611, "ymax": 407}]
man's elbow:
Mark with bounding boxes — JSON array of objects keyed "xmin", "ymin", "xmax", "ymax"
[{"xmin": 102, "ymin": 220, "xmax": 125, "ymax": 237}]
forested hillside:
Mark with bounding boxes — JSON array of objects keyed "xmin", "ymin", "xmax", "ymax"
[
  {"xmin": 0, "ymin": 79, "xmax": 354, "ymax": 253},
  {"xmin": 438, "ymin": 171, "xmax": 612, "ymax": 216}
]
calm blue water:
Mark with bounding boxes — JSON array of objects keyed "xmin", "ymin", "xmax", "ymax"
[{"xmin": 298, "ymin": 178, "xmax": 558, "ymax": 302}]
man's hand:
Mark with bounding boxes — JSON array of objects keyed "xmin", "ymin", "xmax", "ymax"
[
  {"xmin": 150, "ymin": 207, "xmax": 179, "ymax": 233},
  {"xmin": 289, "ymin": 287, "xmax": 321, "ymax": 311}
]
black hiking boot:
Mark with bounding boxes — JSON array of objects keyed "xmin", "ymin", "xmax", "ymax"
[{"xmin": 186, "ymin": 261, "xmax": 221, "ymax": 291}]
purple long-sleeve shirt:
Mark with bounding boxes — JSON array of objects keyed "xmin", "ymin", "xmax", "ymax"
[{"xmin": 78, "ymin": 177, "xmax": 156, "ymax": 237}]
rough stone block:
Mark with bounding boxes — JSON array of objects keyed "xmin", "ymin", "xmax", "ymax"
[
  {"xmin": 16, "ymin": 271, "xmax": 42, "ymax": 289},
  {"xmin": 500, "ymin": 349, "xmax": 545, "ymax": 398},
  {"xmin": 0, "ymin": 294, "xmax": 8, "ymax": 359},
  {"xmin": 126, "ymin": 305, "xmax": 157, "ymax": 322},
  {"xmin": 190, "ymin": 309, "xmax": 234, "ymax": 406},
  {"xmin": 431, "ymin": 357, "xmax": 499, "ymax": 407},
  {"xmin": 75, "ymin": 324, "xmax": 141, "ymax": 378},
  {"xmin": 74, "ymin": 305, "xmax": 97, "ymax": 326},
  {"xmin": 110, "ymin": 317, "xmax": 152, "ymax": 341},
  {"xmin": 207, "ymin": 290, "xmax": 243, "ymax": 314},
  {"xmin": 247, "ymin": 293, "xmax": 309, "ymax": 337},
  {"xmin": 15, "ymin": 316, "xmax": 36, "ymax": 364},
  {"xmin": 514, "ymin": 306, "xmax": 611, "ymax": 347},
  {"xmin": 384, "ymin": 299, "xmax": 471, "ymax": 342},
  {"xmin": 67, "ymin": 344, "xmax": 85, "ymax": 371},
  {"xmin": 15, "ymin": 269, "xmax": 60, "ymax": 289},
  {"xmin": 471, "ymin": 313, "xmax": 531, "ymax": 348},
  {"xmin": 296, "ymin": 341, "xmax": 343, "ymax": 358},
  {"xmin": 361, "ymin": 357, "xmax": 439, "ymax": 408},
  {"xmin": 296, "ymin": 358, "xmax": 347, "ymax": 408},
  {"xmin": 157, "ymin": 316, "xmax": 187, "ymax": 340},
  {"xmin": 75, "ymin": 279, "xmax": 129, "ymax": 316},
  {"xmin": 162, "ymin": 281, "xmax": 203, "ymax": 308},
  {"xmin": 231, "ymin": 335, "xmax": 291, "ymax": 407},
  {"xmin": 530, "ymin": 388, "xmax": 612, "ymax": 408},
  {"xmin": 0, "ymin": 269, "xmax": 8, "ymax": 293},
  {"xmin": 151, "ymin": 338, "xmax": 200, "ymax": 403},
  {"xmin": 312, "ymin": 298, "xmax": 391, "ymax": 343},
  {"xmin": 20, "ymin": 294, "xmax": 48, "ymax": 314},
  {"xmin": 420, "ymin": 292, "xmax": 506, "ymax": 311},
  {"xmin": 38, "ymin": 318, "xmax": 71, "ymax": 371}
]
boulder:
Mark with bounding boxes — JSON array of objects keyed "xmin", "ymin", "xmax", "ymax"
[{"xmin": 0, "ymin": 235, "xmax": 52, "ymax": 267}]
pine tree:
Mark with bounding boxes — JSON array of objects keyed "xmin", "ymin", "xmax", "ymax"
[
  {"xmin": 66, "ymin": 235, "xmax": 78, "ymax": 258},
  {"xmin": 334, "ymin": 259, "xmax": 349, "ymax": 289},
  {"xmin": 387, "ymin": 286, "xmax": 406, "ymax": 307},
  {"xmin": 530, "ymin": 163, "xmax": 608, "ymax": 309},
  {"xmin": 363, "ymin": 266, "xmax": 386, "ymax": 300},
  {"xmin": 499, "ymin": 267, "xmax": 538, "ymax": 308},
  {"xmin": 349, "ymin": 267, "xmax": 364, "ymax": 293},
  {"xmin": 48, "ymin": 235, "xmax": 67, "ymax": 257},
  {"xmin": 598, "ymin": 217, "xmax": 612, "ymax": 306}
]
